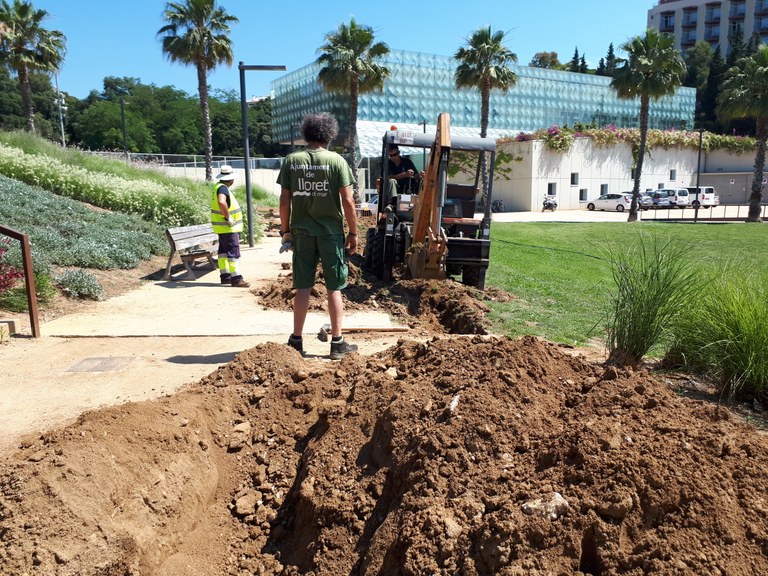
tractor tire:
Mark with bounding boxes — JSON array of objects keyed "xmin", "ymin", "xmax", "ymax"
[
  {"xmin": 370, "ymin": 230, "xmax": 386, "ymax": 280},
  {"xmin": 363, "ymin": 227, "xmax": 375, "ymax": 270},
  {"xmin": 462, "ymin": 265, "xmax": 485, "ymax": 290}
]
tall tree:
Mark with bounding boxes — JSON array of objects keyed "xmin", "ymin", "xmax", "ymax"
[
  {"xmin": 454, "ymin": 26, "xmax": 517, "ymax": 204},
  {"xmin": 596, "ymin": 57, "xmax": 606, "ymax": 76},
  {"xmin": 726, "ymin": 26, "xmax": 745, "ymax": 67},
  {"xmin": 0, "ymin": 0, "xmax": 65, "ymax": 133},
  {"xmin": 611, "ymin": 29, "xmax": 686, "ymax": 222},
  {"xmin": 529, "ymin": 51, "xmax": 562, "ymax": 69},
  {"xmin": 317, "ymin": 18, "xmax": 390, "ymax": 201},
  {"xmin": 717, "ymin": 45, "xmax": 768, "ymax": 222},
  {"xmin": 579, "ymin": 54, "xmax": 588, "ymax": 74},
  {"xmin": 684, "ymin": 41, "xmax": 713, "ymax": 125},
  {"xmin": 568, "ymin": 47, "xmax": 581, "ymax": 72},
  {"xmin": 605, "ymin": 43, "xmax": 617, "ymax": 76},
  {"xmin": 158, "ymin": 0, "xmax": 238, "ymax": 181},
  {"xmin": 701, "ymin": 47, "xmax": 726, "ymax": 130}
]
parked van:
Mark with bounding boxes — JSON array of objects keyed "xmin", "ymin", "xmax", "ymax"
[
  {"xmin": 685, "ymin": 186, "xmax": 720, "ymax": 208},
  {"xmin": 657, "ymin": 188, "xmax": 690, "ymax": 207}
]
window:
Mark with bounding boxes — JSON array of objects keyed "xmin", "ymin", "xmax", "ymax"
[
  {"xmin": 658, "ymin": 183, "xmax": 665, "ymax": 189},
  {"xmin": 570, "ymin": 172, "xmax": 579, "ymax": 186},
  {"xmin": 630, "ymin": 168, "xmax": 636, "ymax": 180},
  {"xmin": 579, "ymin": 188, "xmax": 588, "ymax": 202},
  {"xmin": 661, "ymin": 11, "xmax": 675, "ymax": 29},
  {"xmin": 600, "ymin": 184, "xmax": 608, "ymax": 195},
  {"xmin": 670, "ymin": 169, "xmax": 677, "ymax": 181},
  {"xmin": 547, "ymin": 183, "xmax": 557, "ymax": 196}
]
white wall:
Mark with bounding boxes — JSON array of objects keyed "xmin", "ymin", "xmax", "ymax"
[
  {"xmin": 157, "ymin": 166, "xmax": 283, "ymax": 195},
  {"xmin": 494, "ymin": 138, "xmax": 703, "ymax": 211},
  {"xmin": 158, "ymin": 166, "xmax": 369, "ymax": 199}
]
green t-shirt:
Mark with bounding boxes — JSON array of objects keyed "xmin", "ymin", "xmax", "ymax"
[{"xmin": 277, "ymin": 148, "xmax": 354, "ymax": 236}]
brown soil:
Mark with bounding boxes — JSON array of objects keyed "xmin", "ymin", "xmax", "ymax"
[{"xmin": 2, "ymin": 238, "xmax": 768, "ymax": 575}]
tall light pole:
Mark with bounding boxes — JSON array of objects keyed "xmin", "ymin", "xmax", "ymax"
[
  {"xmin": 694, "ymin": 128, "xmax": 704, "ymax": 223},
  {"xmin": 54, "ymin": 73, "xmax": 66, "ymax": 147},
  {"xmin": 238, "ymin": 63, "xmax": 286, "ymax": 247},
  {"xmin": 120, "ymin": 96, "xmax": 128, "ymax": 160}
]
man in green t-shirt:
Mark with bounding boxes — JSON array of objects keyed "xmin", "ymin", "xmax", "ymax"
[{"xmin": 278, "ymin": 113, "xmax": 359, "ymax": 360}]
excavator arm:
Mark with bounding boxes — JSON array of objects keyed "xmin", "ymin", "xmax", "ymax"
[{"xmin": 407, "ymin": 113, "xmax": 451, "ymax": 280}]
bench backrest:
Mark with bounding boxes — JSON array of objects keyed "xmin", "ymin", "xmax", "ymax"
[{"xmin": 166, "ymin": 223, "xmax": 218, "ymax": 251}]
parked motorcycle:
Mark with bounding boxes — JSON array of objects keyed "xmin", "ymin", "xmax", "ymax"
[{"xmin": 542, "ymin": 196, "xmax": 558, "ymax": 211}]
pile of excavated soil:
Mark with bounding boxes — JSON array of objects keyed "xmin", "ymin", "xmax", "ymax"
[
  {"xmin": 256, "ymin": 256, "xmax": 513, "ymax": 336},
  {"xmin": 2, "ymin": 336, "xmax": 767, "ymax": 575}
]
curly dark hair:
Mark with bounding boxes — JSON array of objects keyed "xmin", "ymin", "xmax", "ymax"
[{"xmin": 301, "ymin": 112, "xmax": 338, "ymax": 146}]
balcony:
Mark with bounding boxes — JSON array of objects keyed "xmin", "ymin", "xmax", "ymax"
[
  {"xmin": 756, "ymin": 2, "xmax": 768, "ymax": 16},
  {"xmin": 660, "ymin": 11, "xmax": 675, "ymax": 31},
  {"xmin": 681, "ymin": 36, "xmax": 697, "ymax": 47},
  {"xmin": 729, "ymin": 4, "xmax": 746, "ymax": 19},
  {"xmin": 705, "ymin": 14, "xmax": 721, "ymax": 24},
  {"xmin": 682, "ymin": 14, "xmax": 698, "ymax": 28}
]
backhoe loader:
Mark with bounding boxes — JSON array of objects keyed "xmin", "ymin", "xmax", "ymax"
[{"xmin": 363, "ymin": 113, "xmax": 496, "ymax": 290}]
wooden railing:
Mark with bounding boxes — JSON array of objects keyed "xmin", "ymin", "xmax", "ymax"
[{"xmin": 0, "ymin": 225, "xmax": 39, "ymax": 337}]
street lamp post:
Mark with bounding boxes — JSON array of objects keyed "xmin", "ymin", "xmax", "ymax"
[
  {"xmin": 289, "ymin": 123, "xmax": 300, "ymax": 152},
  {"xmin": 694, "ymin": 128, "xmax": 704, "ymax": 223},
  {"xmin": 420, "ymin": 119, "xmax": 427, "ymax": 167},
  {"xmin": 54, "ymin": 73, "xmax": 66, "ymax": 147},
  {"xmin": 238, "ymin": 63, "xmax": 287, "ymax": 247},
  {"xmin": 120, "ymin": 96, "xmax": 128, "ymax": 160}
]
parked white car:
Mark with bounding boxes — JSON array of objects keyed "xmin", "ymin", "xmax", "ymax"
[
  {"xmin": 655, "ymin": 188, "xmax": 690, "ymax": 208},
  {"xmin": 587, "ymin": 193, "xmax": 647, "ymax": 212},
  {"xmin": 686, "ymin": 186, "xmax": 720, "ymax": 209}
]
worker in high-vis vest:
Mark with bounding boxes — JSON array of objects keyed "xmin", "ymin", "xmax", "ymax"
[{"xmin": 210, "ymin": 165, "xmax": 250, "ymax": 287}]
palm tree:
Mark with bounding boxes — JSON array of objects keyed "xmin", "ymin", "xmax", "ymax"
[
  {"xmin": 611, "ymin": 29, "xmax": 686, "ymax": 222},
  {"xmin": 717, "ymin": 45, "xmax": 768, "ymax": 223},
  {"xmin": 317, "ymin": 18, "xmax": 389, "ymax": 201},
  {"xmin": 0, "ymin": 0, "xmax": 65, "ymax": 133},
  {"xmin": 158, "ymin": 0, "xmax": 237, "ymax": 181},
  {"xmin": 454, "ymin": 26, "xmax": 517, "ymax": 205}
]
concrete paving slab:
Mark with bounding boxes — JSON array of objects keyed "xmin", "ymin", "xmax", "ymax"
[{"xmin": 41, "ymin": 237, "xmax": 393, "ymax": 337}]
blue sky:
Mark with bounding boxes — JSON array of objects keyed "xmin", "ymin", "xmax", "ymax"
[{"xmin": 34, "ymin": 0, "xmax": 656, "ymax": 100}]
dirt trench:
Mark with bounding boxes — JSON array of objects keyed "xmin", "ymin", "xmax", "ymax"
[
  {"xmin": 1, "ymin": 251, "xmax": 768, "ymax": 575},
  {"xmin": 1, "ymin": 332, "xmax": 768, "ymax": 575}
]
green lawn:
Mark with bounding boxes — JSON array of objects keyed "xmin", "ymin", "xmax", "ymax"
[{"xmin": 486, "ymin": 221, "xmax": 768, "ymax": 346}]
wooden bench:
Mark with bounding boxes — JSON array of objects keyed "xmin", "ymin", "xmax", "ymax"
[{"xmin": 163, "ymin": 223, "xmax": 218, "ymax": 280}]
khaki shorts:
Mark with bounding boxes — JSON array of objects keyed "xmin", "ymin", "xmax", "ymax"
[{"xmin": 292, "ymin": 232, "xmax": 348, "ymax": 290}]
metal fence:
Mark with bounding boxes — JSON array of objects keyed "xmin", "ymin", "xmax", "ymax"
[
  {"xmin": 86, "ymin": 151, "xmax": 283, "ymax": 170},
  {"xmin": 641, "ymin": 204, "xmax": 768, "ymax": 222}
]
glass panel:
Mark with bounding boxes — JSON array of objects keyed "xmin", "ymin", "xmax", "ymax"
[{"xmin": 271, "ymin": 49, "xmax": 695, "ymax": 143}]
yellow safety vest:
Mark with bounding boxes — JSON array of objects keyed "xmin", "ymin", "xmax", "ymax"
[{"xmin": 210, "ymin": 182, "xmax": 243, "ymax": 234}]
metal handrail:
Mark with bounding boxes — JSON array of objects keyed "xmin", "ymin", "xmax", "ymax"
[{"xmin": 0, "ymin": 225, "xmax": 39, "ymax": 337}]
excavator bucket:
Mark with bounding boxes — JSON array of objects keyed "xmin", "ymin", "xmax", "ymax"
[{"xmin": 407, "ymin": 113, "xmax": 450, "ymax": 280}]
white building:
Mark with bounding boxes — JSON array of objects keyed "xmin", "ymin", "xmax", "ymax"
[
  {"xmin": 493, "ymin": 136, "xmax": 759, "ymax": 210},
  {"xmin": 647, "ymin": 0, "xmax": 768, "ymax": 57}
]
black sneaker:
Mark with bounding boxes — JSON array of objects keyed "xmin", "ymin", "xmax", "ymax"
[
  {"xmin": 330, "ymin": 337, "xmax": 357, "ymax": 360},
  {"xmin": 287, "ymin": 335, "xmax": 304, "ymax": 356},
  {"xmin": 220, "ymin": 274, "xmax": 231, "ymax": 284}
]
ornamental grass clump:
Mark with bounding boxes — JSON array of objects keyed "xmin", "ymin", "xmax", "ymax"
[
  {"xmin": 667, "ymin": 270, "xmax": 768, "ymax": 402},
  {"xmin": 604, "ymin": 235, "xmax": 699, "ymax": 367}
]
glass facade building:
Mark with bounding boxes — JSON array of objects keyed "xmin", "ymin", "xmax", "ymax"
[{"xmin": 271, "ymin": 49, "xmax": 695, "ymax": 157}]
